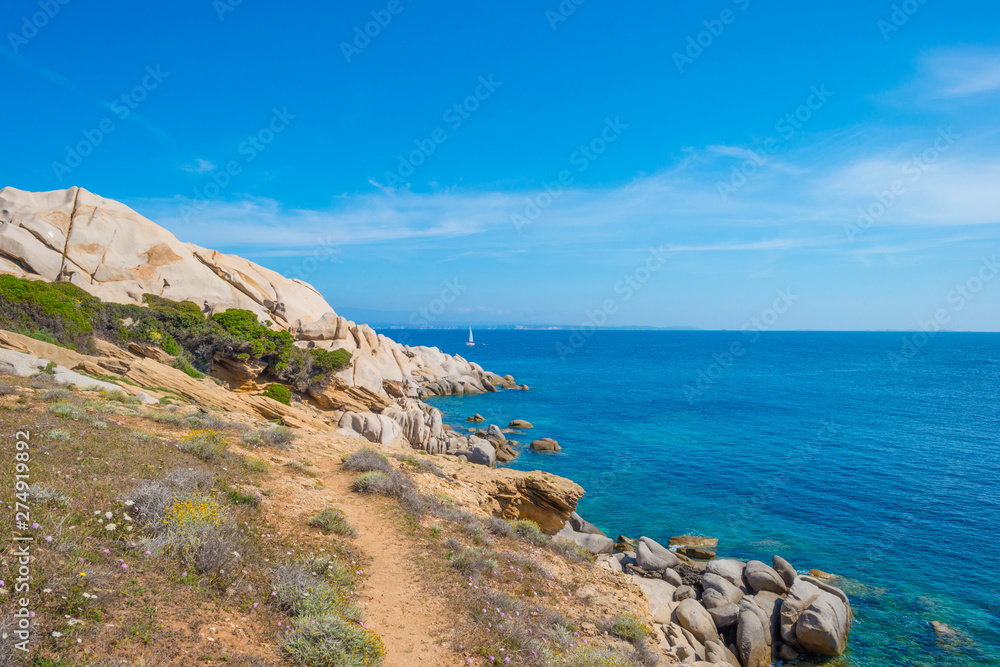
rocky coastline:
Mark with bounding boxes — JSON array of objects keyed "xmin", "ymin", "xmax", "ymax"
[{"xmin": 0, "ymin": 186, "xmax": 855, "ymax": 666}]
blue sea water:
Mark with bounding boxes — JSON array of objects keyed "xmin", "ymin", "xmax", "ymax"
[{"xmin": 391, "ymin": 329, "xmax": 1000, "ymax": 667}]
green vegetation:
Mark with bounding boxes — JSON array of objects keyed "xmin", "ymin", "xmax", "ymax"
[
  {"xmin": 0, "ymin": 276, "xmax": 353, "ymax": 399},
  {"xmin": 310, "ymin": 347, "xmax": 353, "ymax": 373},
  {"xmin": 0, "ymin": 275, "xmax": 97, "ymax": 351},
  {"xmin": 308, "ymin": 508, "xmax": 358, "ymax": 537},
  {"xmin": 177, "ymin": 430, "xmax": 228, "ymax": 461},
  {"xmin": 262, "ymin": 383, "xmax": 292, "ymax": 405},
  {"xmin": 606, "ymin": 614, "xmax": 652, "ymax": 643}
]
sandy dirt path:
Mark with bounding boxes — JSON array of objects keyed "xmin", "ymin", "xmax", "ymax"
[{"xmin": 266, "ymin": 438, "xmax": 464, "ymax": 667}]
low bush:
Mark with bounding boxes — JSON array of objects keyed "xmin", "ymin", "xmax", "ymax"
[
  {"xmin": 150, "ymin": 411, "xmax": 183, "ymax": 425},
  {"xmin": 510, "ymin": 519, "xmax": 546, "ymax": 545},
  {"xmin": 131, "ymin": 469, "xmax": 215, "ymax": 530},
  {"xmin": 349, "ymin": 470, "xmax": 413, "ymax": 499},
  {"xmin": 604, "ymin": 614, "xmax": 651, "ymax": 643},
  {"xmin": 47, "ymin": 401, "xmax": 80, "ymax": 419},
  {"xmin": 99, "ymin": 389, "xmax": 140, "ymax": 404},
  {"xmin": 184, "ymin": 412, "xmax": 232, "ymax": 431},
  {"xmin": 26, "ymin": 373, "xmax": 57, "ymax": 388},
  {"xmin": 178, "ymin": 431, "xmax": 228, "ymax": 461},
  {"xmin": 282, "ymin": 614, "xmax": 385, "ymax": 667},
  {"xmin": 172, "ymin": 357, "xmax": 203, "ymax": 378},
  {"xmin": 41, "ymin": 388, "xmax": 72, "ymax": 402},
  {"xmin": 448, "ymin": 546, "xmax": 498, "ymax": 574},
  {"xmin": 244, "ymin": 425, "xmax": 295, "ymax": 449},
  {"xmin": 342, "ymin": 448, "xmax": 392, "ymax": 474},
  {"xmin": 46, "ymin": 428, "xmax": 71, "ymax": 441},
  {"xmin": 227, "ymin": 488, "xmax": 262, "ymax": 508},
  {"xmin": 262, "ymin": 383, "xmax": 292, "ymax": 405},
  {"xmin": 241, "ymin": 455, "xmax": 272, "ymax": 472},
  {"xmin": 308, "ymin": 508, "xmax": 357, "ymax": 537},
  {"xmin": 272, "ymin": 565, "xmax": 363, "ymax": 622},
  {"xmin": 0, "ymin": 382, "xmax": 17, "ymax": 395}
]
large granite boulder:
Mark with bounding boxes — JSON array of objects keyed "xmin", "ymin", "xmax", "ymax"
[
  {"xmin": 636, "ymin": 536, "xmax": 680, "ymax": 571},
  {"xmin": 675, "ymin": 598, "xmax": 719, "ymax": 645},
  {"xmin": 702, "ymin": 573, "xmax": 744, "ymax": 605},
  {"xmin": 529, "ymin": 437, "xmax": 561, "ymax": 452},
  {"xmin": 556, "ymin": 523, "xmax": 613, "ymax": 555},
  {"xmin": 780, "ymin": 575, "xmax": 852, "ymax": 656},
  {"xmin": 737, "ymin": 609, "xmax": 770, "ymax": 667},
  {"xmin": 569, "ymin": 512, "xmax": 606, "ymax": 536},
  {"xmin": 772, "ymin": 555, "xmax": 797, "ymax": 587},
  {"xmin": 706, "ymin": 559, "xmax": 747, "ymax": 589},
  {"xmin": 745, "ymin": 559, "xmax": 789, "ymax": 594}
]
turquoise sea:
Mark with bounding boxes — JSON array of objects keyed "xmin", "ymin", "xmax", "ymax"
[{"xmin": 389, "ymin": 329, "xmax": 999, "ymax": 667}]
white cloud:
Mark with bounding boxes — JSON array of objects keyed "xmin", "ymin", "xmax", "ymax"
[
  {"xmin": 181, "ymin": 159, "xmax": 218, "ymax": 174},
  {"xmin": 926, "ymin": 49, "xmax": 1000, "ymax": 98}
]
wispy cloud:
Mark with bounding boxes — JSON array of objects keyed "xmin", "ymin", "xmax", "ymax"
[
  {"xmin": 182, "ymin": 159, "xmax": 218, "ymax": 174},
  {"xmin": 1, "ymin": 45, "xmax": 172, "ymax": 143},
  {"xmin": 885, "ymin": 47, "xmax": 1000, "ymax": 105},
  {"xmin": 925, "ymin": 48, "xmax": 1000, "ymax": 98}
]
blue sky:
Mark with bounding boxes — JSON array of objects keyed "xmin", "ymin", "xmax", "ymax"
[{"xmin": 3, "ymin": 0, "xmax": 1000, "ymax": 330}]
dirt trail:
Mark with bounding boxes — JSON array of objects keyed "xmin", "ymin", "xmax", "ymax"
[{"xmin": 266, "ymin": 437, "xmax": 463, "ymax": 667}]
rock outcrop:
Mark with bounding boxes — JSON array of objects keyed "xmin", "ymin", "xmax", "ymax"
[
  {"xmin": 0, "ymin": 186, "xmax": 528, "ymax": 456},
  {"xmin": 600, "ymin": 545, "xmax": 853, "ymax": 666}
]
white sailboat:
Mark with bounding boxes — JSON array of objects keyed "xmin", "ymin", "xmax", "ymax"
[{"xmin": 466, "ymin": 327, "xmax": 475, "ymax": 346}]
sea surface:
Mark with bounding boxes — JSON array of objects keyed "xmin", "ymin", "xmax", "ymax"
[{"xmin": 389, "ymin": 329, "xmax": 1000, "ymax": 667}]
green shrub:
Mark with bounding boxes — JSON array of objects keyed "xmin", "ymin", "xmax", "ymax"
[
  {"xmin": 606, "ymin": 614, "xmax": 651, "ymax": 643},
  {"xmin": 308, "ymin": 508, "xmax": 357, "ymax": 537},
  {"xmin": 310, "ymin": 348, "xmax": 353, "ymax": 373},
  {"xmin": 510, "ymin": 519, "xmax": 546, "ymax": 545},
  {"xmin": 212, "ymin": 309, "xmax": 294, "ymax": 358},
  {"xmin": 27, "ymin": 330, "xmax": 59, "ymax": 345},
  {"xmin": 242, "ymin": 455, "xmax": 272, "ymax": 472},
  {"xmin": 172, "ymin": 357, "xmax": 203, "ymax": 378},
  {"xmin": 243, "ymin": 425, "xmax": 295, "ymax": 449},
  {"xmin": 41, "ymin": 388, "xmax": 72, "ymax": 402},
  {"xmin": 342, "ymin": 448, "xmax": 391, "ymax": 474},
  {"xmin": 0, "ymin": 275, "xmax": 98, "ymax": 351},
  {"xmin": 47, "ymin": 429, "xmax": 71, "ymax": 441},
  {"xmin": 47, "ymin": 401, "xmax": 80, "ymax": 419},
  {"xmin": 262, "ymin": 384, "xmax": 292, "ymax": 406},
  {"xmin": 283, "ymin": 614, "xmax": 385, "ymax": 667},
  {"xmin": 227, "ymin": 488, "xmax": 261, "ymax": 508},
  {"xmin": 178, "ymin": 431, "xmax": 228, "ymax": 461}
]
